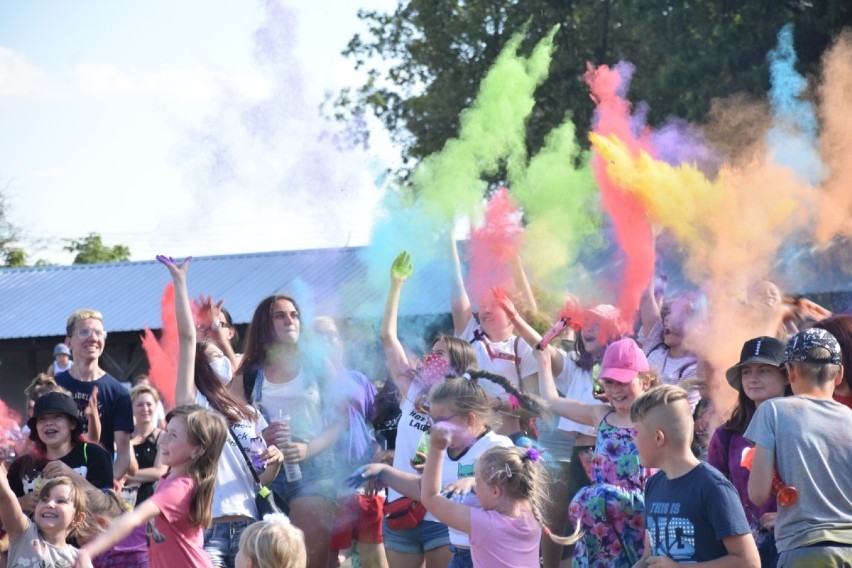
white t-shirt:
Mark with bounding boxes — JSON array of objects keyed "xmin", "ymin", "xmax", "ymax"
[
  {"xmin": 196, "ymin": 392, "xmax": 268, "ymax": 519},
  {"xmin": 458, "ymin": 316, "xmax": 537, "ymax": 397},
  {"xmin": 255, "ymin": 368, "xmax": 324, "ymax": 442},
  {"xmin": 554, "ymin": 351, "xmax": 602, "ymax": 436},
  {"xmin": 639, "ymin": 320, "xmax": 699, "ymax": 407},
  {"xmin": 388, "ymin": 382, "xmax": 430, "ymax": 503},
  {"xmin": 444, "ymin": 430, "xmax": 513, "ymax": 547}
]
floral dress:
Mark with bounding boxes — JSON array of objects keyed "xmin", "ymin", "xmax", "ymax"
[{"xmin": 568, "ymin": 412, "xmax": 653, "ymax": 568}]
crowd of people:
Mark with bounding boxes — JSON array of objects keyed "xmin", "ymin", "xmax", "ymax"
[{"xmin": 0, "ymin": 247, "xmax": 850, "ymax": 568}]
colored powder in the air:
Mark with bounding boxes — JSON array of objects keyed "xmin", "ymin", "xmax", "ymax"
[
  {"xmin": 141, "ymin": 283, "xmax": 178, "ymax": 411},
  {"xmin": 766, "ymin": 24, "xmax": 825, "ymax": 185},
  {"xmin": 585, "ymin": 62, "xmax": 655, "ymax": 320},
  {"xmin": 815, "ymin": 30, "xmax": 852, "ymax": 242},
  {"xmin": 467, "ymin": 188, "xmax": 524, "ymax": 301},
  {"xmin": 412, "ymin": 27, "xmax": 558, "ymax": 221},
  {"xmin": 509, "ymin": 117, "xmax": 601, "ymax": 292},
  {"xmin": 650, "ymin": 118, "xmax": 721, "ymax": 176}
]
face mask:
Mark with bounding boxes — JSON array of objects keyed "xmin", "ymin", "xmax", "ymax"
[
  {"xmin": 420, "ymin": 352, "xmax": 453, "ymax": 386},
  {"xmin": 210, "ymin": 357, "xmax": 232, "ymax": 383}
]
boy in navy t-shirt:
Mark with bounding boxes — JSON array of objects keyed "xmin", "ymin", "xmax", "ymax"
[{"xmin": 630, "ymin": 384, "xmax": 759, "ymax": 566}]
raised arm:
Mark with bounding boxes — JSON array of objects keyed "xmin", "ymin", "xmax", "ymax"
[
  {"xmin": 196, "ymin": 296, "xmax": 239, "ymax": 373},
  {"xmin": 420, "ymin": 424, "xmax": 471, "ymax": 534},
  {"xmin": 492, "ymin": 286, "xmax": 564, "ymax": 376},
  {"xmin": 379, "ymin": 252, "xmax": 416, "ymax": 398},
  {"xmin": 450, "ymin": 236, "xmax": 472, "ymax": 336},
  {"xmin": 639, "ymin": 272, "xmax": 662, "ymax": 335},
  {"xmin": 76, "ymin": 498, "xmax": 161, "ymax": 568},
  {"xmin": 0, "ymin": 463, "xmax": 29, "ymax": 542},
  {"xmin": 157, "ymin": 256, "xmax": 197, "ymax": 406},
  {"xmin": 535, "ymin": 349, "xmax": 606, "ymax": 427}
]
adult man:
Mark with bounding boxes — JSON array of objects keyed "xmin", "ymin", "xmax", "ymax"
[{"xmin": 54, "ymin": 309, "xmax": 133, "ymax": 479}]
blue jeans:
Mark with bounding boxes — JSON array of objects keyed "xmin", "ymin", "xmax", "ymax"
[
  {"xmin": 203, "ymin": 519, "xmax": 253, "ymax": 568},
  {"xmin": 448, "ymin": 545, "xmax": 473, "ymax": 568}
]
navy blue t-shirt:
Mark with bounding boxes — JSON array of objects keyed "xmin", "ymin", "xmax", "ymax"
[
  {"xmin": 645, "ymin": 463, "xmax": 752, "ymax": 562},
  {"xmin": 54, "ymin": 370, "xmax": 133, "ymax": 454}
]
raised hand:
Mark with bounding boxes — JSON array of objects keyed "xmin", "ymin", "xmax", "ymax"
[
  {"xmin": 490, "ymin": 286, "xmax": 518, "ymax": 319},
  {"xmin": 391, "ymin": 251, "xmax": 414, "ymax": 282},
  {"xmin": 155, "ymin": 255, "xmax": 191, "ymax": 281}
]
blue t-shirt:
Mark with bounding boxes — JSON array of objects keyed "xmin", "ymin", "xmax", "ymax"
[
  {"xmin": 54, "ymin": 370, "xmax": 133, "ymax": 453},
  {"xmin": 645, "ymin": 463, "xmax": 751, "ymax": 562}
]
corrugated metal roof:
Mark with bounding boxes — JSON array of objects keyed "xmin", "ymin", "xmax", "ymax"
[{"xmin": 0, "ymin": 247, "xmax": 450, "ymax": 340}]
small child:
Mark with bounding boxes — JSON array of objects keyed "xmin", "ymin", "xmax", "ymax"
[
  {"xmin": 745, "ymin": 328, "xmax": 852, "ymax": 566},
  {"xmin": 74, "ymin": 405, "xmax": 228, "ymax": 568},
  {"xmin": 0, "ymin": 469, "xmax": 85, "ymax": 566},
  {"xmin": 78, "ymin": 488, "xmax": 148, "ymax": 568},
  {"xmin": 235, "ymin": 513, "xmax": 307, "ymax": 568},
  {"xmin": 421, "ymin": 441, "xmax": 578, "ymax": 568},
  {"xmin": 631, "ymin": 384, "xmax": 759, "ymax": 565},
  {"xmin": 47, "ymin": 343, "xmax": 73, "ymax": 377}
]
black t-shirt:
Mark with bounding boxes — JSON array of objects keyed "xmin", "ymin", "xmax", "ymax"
[
  {"xmin": 645, "ymin": 463, "xmax": 751, "ymax": 562},
  {"xmin": 54, "ymin": 370, "xmax": 133, "ymax": 452},
  {"xmin": 7, "ymin": 442, "xmax": 115, "ymax": 496},
  {"xmin": 133, "ymin": 431, "xmax": 160, "ymax": 504}
]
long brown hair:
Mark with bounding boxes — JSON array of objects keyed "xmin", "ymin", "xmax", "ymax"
[
  {"xmin": 195, "ymin": 342, "xmax": 257, "ymax": 424},
  {"xmin": 165, "ymin": 405, "xmax": 227, "ymax": 528},
  {"xmin": 432, "ymin": 334, "xmax": 477, "ymax": 375},
  {"xmin": 239, "ymin": 294, "xmax": 302, "ymax": 375}
]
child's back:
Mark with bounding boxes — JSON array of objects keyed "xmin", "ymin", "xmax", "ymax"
[{"xmin": 746, "ymin": 394, "xmax": 852, "ymax": 551}]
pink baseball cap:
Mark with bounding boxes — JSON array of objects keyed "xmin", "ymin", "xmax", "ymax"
[{"xmin": 600, "ymin": 338, "xmax": 649, "ymax": 383}]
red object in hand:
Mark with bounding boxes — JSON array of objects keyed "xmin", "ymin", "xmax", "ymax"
[
  {"xmin": 537, "ymin": 318, "xmax": 569, "ymax": 350},
  {"xmin": 740, "ymin": 447, "xmax": 798, "ymax": 506}
]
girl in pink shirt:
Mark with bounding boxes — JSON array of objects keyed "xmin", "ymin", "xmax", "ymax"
[
  {"xmin": 75, "ymin": 405, "xmax": 228, "ymax": 568},
  {"xmin": 421, "ymin": 441, "xmax": 579, "ymax": 568}
]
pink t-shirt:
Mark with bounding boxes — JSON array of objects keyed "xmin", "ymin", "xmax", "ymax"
[
  {"xmin": 469, "ymin": 508, "xmax": 541, "ymax": 568},
  {"xmin": 148, "ymin": 474, "xmax": 213, "ymax": 568}
]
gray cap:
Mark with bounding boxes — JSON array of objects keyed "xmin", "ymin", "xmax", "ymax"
[{"xmin": 53, "ymin": 343, "xmax": 71, "ymax": 357}]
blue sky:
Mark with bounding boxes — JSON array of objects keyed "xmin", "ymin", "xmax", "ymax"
[{"xmin": 0, "ymin": 0, "xmax": 398, "ymax": 263}]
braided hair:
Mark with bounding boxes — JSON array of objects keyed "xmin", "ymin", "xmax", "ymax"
[{"xmin": 466, "ymin": 370, "xmax": 548, "ymax": 420}]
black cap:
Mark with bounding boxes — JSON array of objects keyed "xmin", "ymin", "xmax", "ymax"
[
  {"xmin": 725, "ymin": 336, "xmax": 786, "ymax": 390},
  {"xmin": 27, "ymin": 391, "xmax": 82, "ymax": 433},
  {"xmin": 785, "ymin": 328, "xmax": 842, "ymax": 365}
]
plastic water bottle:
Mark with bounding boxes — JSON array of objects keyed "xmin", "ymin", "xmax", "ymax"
[{"xmin": 278, "ymin": 411, "xmax": 302, "ymax": 482}]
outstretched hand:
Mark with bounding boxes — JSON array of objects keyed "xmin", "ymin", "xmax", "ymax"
[
  {"xmin": 490, "ymin": 286, "xmax": 518, "ymax": 319},
  {"xmin": 156, "ymin": 255, "xmax": 191, "ymax": 280},
  {"xmin": 391, "ymin": 252, "xmax": 414, "ymax": 282},
  {"xmin": 193, "ymin": 294, "xmax": 224, "ymax": 330}
]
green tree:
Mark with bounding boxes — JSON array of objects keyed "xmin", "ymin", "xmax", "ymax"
[
  {"xmin": 64, "ymin": 233, "xmax": 131, "ymax": 265},
  {"xmin": 336, "ymin": 0, "xmax": 851, "ymax": 168}
]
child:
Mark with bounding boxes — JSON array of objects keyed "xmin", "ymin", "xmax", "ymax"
[
  {"xmin": 235, "ymin": 513, "xmax": 307, "ymax": 568},
  {"xmin": 349, "ymin": 375, "xmax": 513, "ymax": 568},
  {"xmin": 632, "ymin": 384, "xmax": 759, "ymax": 565},
  {"xmin": 47, "ymin": 343, "xmax": 73, "ymax": 377},
  {"xmin": 0, "ymin": 469, "xmax": 85, "ymax": 566},
  {"xmin": 78, "ymin": 488, "xmax": 148, "ymax": 568},
  {"xmin": 537, "ymin": 338, "xmax": 655, "ymax": 567},
  {"xmin": 421, "ymin": 441, "xmax": 579, "ymax": 568},
  {"xmin": 745, "ymin": 328, "xmax": 852, "ymax": 566},
  {"xmin": 708, "ymin": 336, "xmax": 788, "ymax": 566},
  {"xmin": 74, "ymin": 405, "xmax": 228, "ymax": 568}
]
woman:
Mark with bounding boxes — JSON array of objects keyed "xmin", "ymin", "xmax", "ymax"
[
  {"xmin": 124, "ymin": 384, "xmax": 168, "ymax": 506},
  {"xmin": 159, "ymin": 255, "xmax": 284, "ymax": 568},
  {"xmin": 230, "ymin": 293, "xmax": 342, "ymax": 568},
  {"xmin": 708, "ymin": 336, "xmax": 789, "ymax": 567}
]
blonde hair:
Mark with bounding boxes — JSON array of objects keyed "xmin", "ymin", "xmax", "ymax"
[
  {"xmin": 165, "ymin": 405, "xmax": 228, "ymax": 528},
  {"xmin": 476, "ymin": 446, "xmax": 580, "ymax": 545},
  {"xmin": 239, "ymin": 514, "xmax": 307, "ymax": 568},
  {"xmin": 630, "ymin": 384, "xmax": 693, "ymax": 446},
  {"xmin": 130, "ymin": 383, "xmax": 161, "ymax": 404},
  {"xmin": 37, "ymin": 477, "xmax": 87, "ymax": 539},
  {"xmin": 76, "ymin": 489, "xmax": 129, "ymax": 543},
  {"xmin": 66, "ymin": 309, "xmax": 104, "ymax": 337}
]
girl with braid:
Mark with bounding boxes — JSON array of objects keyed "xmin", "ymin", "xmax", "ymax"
[{"xmin": 348, "ymin": 376, "xmax": 513, "ymax": 568}]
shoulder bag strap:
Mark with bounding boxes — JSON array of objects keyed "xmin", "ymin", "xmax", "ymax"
[{"xmin": 227, "ymin": 426, "xmax": 261, "ymax": 485}]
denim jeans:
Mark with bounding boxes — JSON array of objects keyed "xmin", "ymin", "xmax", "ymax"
[
  {"xmin": 203, "ymin": 519, "xmax": 253, "ymax": 568},
  {"xmin": 448, "ymin": 545, "xmax": 473, "ymax": 568}
]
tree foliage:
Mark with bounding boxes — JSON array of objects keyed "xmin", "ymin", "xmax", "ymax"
[
  {"xmin": 63, "ymin": 233, "xmax": 131, "ymax": 265},
  {"xmin": 336, "ymin": 0, "xmax": 852, "ymax": 168}
]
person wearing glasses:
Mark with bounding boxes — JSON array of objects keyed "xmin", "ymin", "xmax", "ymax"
[{"xmin": 53, "ymin": 309, "xmax": 134, "ymax": 480}]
